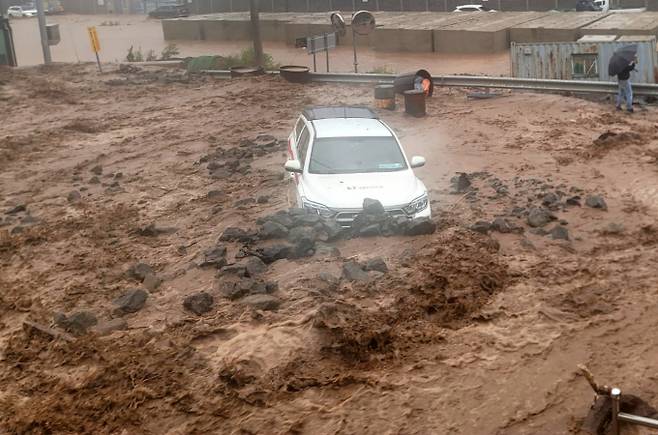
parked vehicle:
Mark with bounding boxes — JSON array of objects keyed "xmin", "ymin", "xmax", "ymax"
[
  {"xmin": 285, "ymin": 107, "xmax": 430, "ymax": 227},
  {"xmin": 576, "ymin": 0, "xmax": 603, "ymax": 11},
  {"xmin": 453, "ymin": 4, "xmax": 495, "ymax": 12},
  {"xmin": 44, "ymin": 0, "xmax": 64, "ymax": 14},
  {"xmin": 148, "ymin": 4, "xmax": 189, "ymax": 18},
  {"xmin": 7, "ymin": 6, "xmax": 37, "ymax": 17}
]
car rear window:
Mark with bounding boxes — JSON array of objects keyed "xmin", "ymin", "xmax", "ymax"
[{"xmin": 308, "ymin": 136, "xmax": 407, "ymax": 174}]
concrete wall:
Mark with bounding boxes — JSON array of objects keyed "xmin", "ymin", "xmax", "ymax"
[
  {"xmin": 181, "ymin": 0, "xmax": 654, "ymax": 14},
  {"xmin": 56, "ymin": 0, "xmax": 656, "ymax": 14},
  {"xmin": 374, "ymin": 27, "xmax": 434, "ymax": 51},
  {"xmin": 434, "ymin": 28, "xmax": 510, "ymax": 51},
  {"xmin": 163, "ymin": 18, "xmax": 204, "ymax": 40}
]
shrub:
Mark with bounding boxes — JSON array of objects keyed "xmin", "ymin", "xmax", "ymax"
[{"xmin": 125, "ymin": 46, "xmax": 144, "ymax": 63}]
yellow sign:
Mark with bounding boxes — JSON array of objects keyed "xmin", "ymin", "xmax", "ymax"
[{"xmin": 87, "ymin": 26, "xmax": 100, "ymax": 53}]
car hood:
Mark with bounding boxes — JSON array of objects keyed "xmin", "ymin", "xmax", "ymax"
[{"xmin": 300, "ymin": 170, "xmax": 426, "ymax": 209}]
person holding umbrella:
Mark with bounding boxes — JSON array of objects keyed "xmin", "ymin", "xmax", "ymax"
[{"xmin": 608, "ymin": 45, "xmax": 638, "ymax": 113}]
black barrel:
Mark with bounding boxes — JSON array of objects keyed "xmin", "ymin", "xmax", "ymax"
[
  {"xmin": 404, "ymin": 90, "xmax": 426, "ymax": 117},
  {"xmin": 374, "ymin": 84, "xmax": 396, "ymax": 110},
  {"xmin": 279, "ymin": 65, "xmax": 310, "ymax": 83},
  {"xmin": 393, "ymin": 69, "xmax": 434, "ymax": 97}
]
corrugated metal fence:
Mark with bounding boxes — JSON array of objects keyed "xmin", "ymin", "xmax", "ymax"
[{"xmin": 511, "ymin": 38, "xmax": 658, "ymax": 83}]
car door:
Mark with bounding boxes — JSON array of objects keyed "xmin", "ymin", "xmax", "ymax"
[{"xmin": 287, "ymin": 116, "xmax": 305, "ymax": 160}]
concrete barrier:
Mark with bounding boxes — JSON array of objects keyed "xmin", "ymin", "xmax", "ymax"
[
  {"xmin": 582, "ymin": 12, "xmax": 658, "ymax": 37},
  {"xmin": 163, "ymin": 18, "xmax": 204, "ymax": 40},
  {"xmin": 162, "ymin": 11, "xmax": 658, "ymax": 54},
  {"xmin": 374, "ymin": 28, "xmax": 435, "ymax": 51},
  {"xmin": 434, "ymin": 12, "xmax": 547, "ymax": 53},
  {"xmin": 510, "ymin": 12, "xmax": 606, "ymax": 43}
]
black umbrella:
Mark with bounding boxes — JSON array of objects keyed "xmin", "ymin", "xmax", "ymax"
[{"xmin": 608, "ymin": 44, "xmax": 637, "ymax": 77}]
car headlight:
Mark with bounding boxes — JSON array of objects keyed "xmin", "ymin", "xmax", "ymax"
[
  {"xmin": 302, "ymin": 198, "xmax": 335, "ymax": 218},
  {"xmin": 402, "ymin": 194, "xmax": 429, "ymax": 215}
]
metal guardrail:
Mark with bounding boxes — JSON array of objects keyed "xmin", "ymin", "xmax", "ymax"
[{"xmin": 202, "ymin": 70, "xmax": 658, "ymax": 97}]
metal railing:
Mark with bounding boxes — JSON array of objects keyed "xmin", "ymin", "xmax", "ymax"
[
  {"xmin": 611, "ymin": 388, "xmax": 658, "ymax": 434},
  {"xmin": 202, "ymin": 69, "xmax": 658, "ymax": 97}
]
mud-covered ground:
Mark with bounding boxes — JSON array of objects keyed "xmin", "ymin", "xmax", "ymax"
[{"xmin": 1, "ymin": 63, "xmax": 658, "ymax": 434}]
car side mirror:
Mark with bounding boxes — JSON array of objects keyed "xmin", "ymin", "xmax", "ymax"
[
  {"xmin": 284, "ymin": 159, "xmax": 303, "ymax": 173},
  {"xmin": 410, "ymin": 156, "xmax": 426, "ymax": 168}
]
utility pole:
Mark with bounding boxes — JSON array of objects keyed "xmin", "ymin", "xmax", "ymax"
[
  {"xmin": 249, "ymin": 0, "xmax": 264, "ymax": 69},
  {"xmin": 35, "ymin": 0, "xmax": 51, "ymax": 64}
]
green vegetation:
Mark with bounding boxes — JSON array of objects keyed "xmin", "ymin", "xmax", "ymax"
[
  {"xmin": 160, "ymin": 43, "xmax": 181, "ymax": 60},
  {"xmin": 218, "ymin": 47, "xmax": 279, "ymax": 70},
  {"xmin": 125, "ymin": 46, "xmax": 144, "ymax": 63},
  {"xmin": 125, "ymin": 43, "xmax": 182, "ymax": 63}
]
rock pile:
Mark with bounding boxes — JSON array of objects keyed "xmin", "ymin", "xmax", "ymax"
[
  {"xmin": 205, "ymin": 135, "xmax": 285, "ymax": 180},
  {"xmin": 217, "ymin": 199, "xmax": 436, "ymax": 265}
]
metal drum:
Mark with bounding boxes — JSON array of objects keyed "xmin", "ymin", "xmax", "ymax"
[
  {"xmin": 394, "ymin": 69, "xmax": 434, "ymax": 97},
  {"xmin": 279, "ymin": 65, "xmax": 310, "ymax": 83},
  {"xmin": 374, "ymin": 84, "xmax": 395, "ymax": 110},
  {"xmin": 404, "ymin": 90, "xmax": 425, "ymax": 117}
]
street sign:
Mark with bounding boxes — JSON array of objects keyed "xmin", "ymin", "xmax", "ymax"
[
  {"xmin": 87, "ymin": 26, "xmax": 100, "ymax": 53},
  {"xmin": 306, "ymin": 32, "xmax": 336, "ymax": 73},
  {"xmin": 306, "ymin": 32, "xmax": 336, "ymax": 54},
  {"xmin": 87, "ymin": 26, "xmax": 102, "ymax": 72}
]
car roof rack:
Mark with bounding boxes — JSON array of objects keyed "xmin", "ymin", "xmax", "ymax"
[{"xmin": 302, "ymin": 106, "xmax": 378, "ymax": 121}]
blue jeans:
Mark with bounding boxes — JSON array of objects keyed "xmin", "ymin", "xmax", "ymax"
[{"xmin": 616, "ymin": 79, "xmax": 633, "ymax": 110}]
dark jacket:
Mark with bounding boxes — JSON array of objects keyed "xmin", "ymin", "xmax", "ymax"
[{"xmin": 618, "ymin": 62, "xmax": 635, "ymax": 81}]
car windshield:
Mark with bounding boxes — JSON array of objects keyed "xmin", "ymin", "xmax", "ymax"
[{"xmin": 308, "ymin": 136, "xmax": 407, "ymax": 174}]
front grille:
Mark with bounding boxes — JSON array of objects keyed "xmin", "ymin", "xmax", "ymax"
[{"xmin": 335, "ymin": 208, "xmax": 408, "ymax": 228}]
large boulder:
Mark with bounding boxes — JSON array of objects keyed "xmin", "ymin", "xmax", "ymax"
[
  {"xmin": 54, "ymin": 311, "xmax": 98, "ymax": 335},
  {"xmin": 219, "ymin": 227, "xmax": 255, "ymax": 243},
  {"xmin": 240, "ymin": 294, "xmax": 281, "ymax": 311},
  {"xmin": 363, "ymin": 257, "xmax": 388, "ymax": 273},
  {"xmin": 128, "ymin": 262, "xmax": 154, "ymax": 281},
  {"xmin": 258, "ymin": 244, "xmax": 292, "ymax": 264},
  {"xmin": 199, "ymin": 245, "xmax": 227, "ymax": 268},
  {"xmin": 527, "ymin": 208, "xmax": 555, "ymax": 228},
  {"xmin": 342, "ymin": 261, "xmax": 370, "ymax": 282},
  {"xmin": 404, "ymin": 217, "xmax": 437, "ymax": 236},
  {"xmin": 450, "ymin": 173, "xmax": 471, "ymax": 194},
  {"xmin": 183, "ymin": 292, "xmax": 214, "ymax": 315},
  {"xmin": 259, "ymin": 221, "xmax": 289, "ymax": 239},
  {"xmin": 585, "ymin": 195, "xmax": 607, "ymax": 211},
  {"xmin": 363, "ymin": 198, "xmax": 386, "ymax": 215},
  {"xmin": 113, "ymin": 289, "xmax": 148, "ymax": 315}
]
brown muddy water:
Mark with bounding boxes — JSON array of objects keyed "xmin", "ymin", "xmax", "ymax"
[{"xmin": 10, "ymin": 13, "xmax": 510, "ymax": 75}]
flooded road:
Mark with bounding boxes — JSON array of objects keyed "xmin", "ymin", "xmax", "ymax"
[{"xmin": 10, "ymin": 14, "xmax": 510, "ymax": 75}]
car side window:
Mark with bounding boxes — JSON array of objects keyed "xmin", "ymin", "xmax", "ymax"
[
  {"xmin": 297, "ymin": 127, "xmax": 310, "ymax": 167},
  {"xmin": 294, "ymin": 117, "xmax": 305, "ymax": 140}
]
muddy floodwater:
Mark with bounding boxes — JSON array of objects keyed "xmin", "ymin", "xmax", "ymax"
[
  {"xmin": 1, "ymin": 60, "xmax": 658, "ymax": 433},
  {"xmin": 10, "ymin": 13, "xmax": 510, "ymax": 75}
]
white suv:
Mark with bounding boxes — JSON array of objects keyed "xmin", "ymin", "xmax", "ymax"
[
  {"xmin": 7, "ymin": 6, "xmax": 37, "ymax": 17},
  {"xmin": 284, "ymin": 107, "xmax": 430, "ymax": 227}
]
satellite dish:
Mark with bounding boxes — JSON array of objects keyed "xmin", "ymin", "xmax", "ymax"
[
  {"xmin": 351, "ymin": 10, "xmax": 376, "ymax": 36},
  {"xmin": 330, "ymin": 12, "xmax": 346, "ymax": 37}
]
